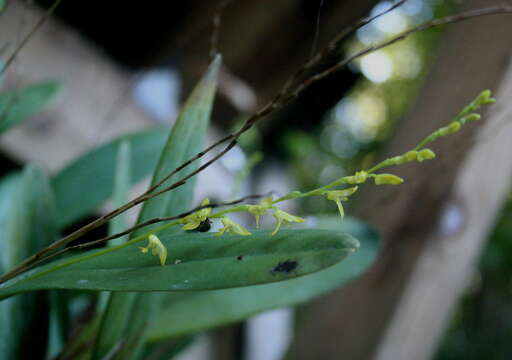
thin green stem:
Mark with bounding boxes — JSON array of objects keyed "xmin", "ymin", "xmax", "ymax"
[{"xmin": 210, "ymin": 205, "xmax": 251, "ymax": 218}]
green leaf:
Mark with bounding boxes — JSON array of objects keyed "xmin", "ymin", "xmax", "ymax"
[
  {"xmin": 146, "ymin": 217, "xmax": 378, "ymax": 341},
  {"xmin": 0, "ymin": 229, "xmax": 358, "ymax": 298},
  {"xmin": 142, "ymin": 337, "xmax": 194, "ymax": 360},
  {"xmin": 108, "ymin": 141, "xmax": 131, "ymax": 246},
  {"xmin": 93, "ymin": 141, "xmax": 133, "ymax": 356},
  {"xmin": 0, "ymin": 81, "xmax": 61, "ymax": 134},
  {"xmin": 134, "ymin": 57, "xmax": 222, "ymax": 236},
  {"xmin": 46, "ymin": 291, "xmax": 70, "ymax": 359},
  {"xmin": 0, "ymin": 167, "xmax": 58, "ymax": 359},
  {"xmin": 51, "ymin": 128, "xmax": 168, "ymax": 228},
  {"xmin": 92, "ymin": 55, "xmax": 222, "ymax": 360}
]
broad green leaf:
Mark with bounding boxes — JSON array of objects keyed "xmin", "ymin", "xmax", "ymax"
[
  {"xmin": 0, "ymin": 229, "xmax": 358, "ymax": 298},
  {"xmin": 0, "ymin": 81, "xmax": 61, "ymax": 134},
  {"xmin": 93, "ymin": 55, "xmax": 222, "ymax": 360},
  {"xmin": 0, "ymin": 167, "xmax": 58, "ymax": 359},
  {"xmin": 51, "ymin": 129, "xmax": 167, "ymax": 228},
  {"xmin": 146, "ymin": 217, "xmax": 378, "ymax": 341}
]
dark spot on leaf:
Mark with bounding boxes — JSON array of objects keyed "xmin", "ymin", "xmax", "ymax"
[
  {"xmin": 272, "ymin": 260, "xmax": 298, "ymax": 274},
  {"xmin": 237, "ymin": 255, "xmax": 244, "ymax": 261}
]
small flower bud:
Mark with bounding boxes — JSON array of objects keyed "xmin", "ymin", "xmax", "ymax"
[
  {"xmin": 459, "ymin": 113, "xmax": 480, "ymax": 125},
  {"xmin": 439, "ymin": 122, "xmax": 460, "ymax": 136},
  {"xmin": 475, "ymin": 89, "xmax": 495, "ymax": 105},
  {"xmin": 417, "ymin": 149, "xmax": 436, "ymax": 162},
  {"xmin": 374, "ymin": 174, "xmax": 404, "ymax": 185},
  {"xmin": 403, "ymin": 151, "xmax": 418, "ymax": 163},
  {"xmin": 344, "ymin": 171, "xmax": 368, "ymax": 184}
]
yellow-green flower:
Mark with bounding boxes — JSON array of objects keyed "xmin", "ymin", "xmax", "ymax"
[
  {"xmin": 139, "ymin": 234, "xmax": 167, "ymax": 266},
  {"xmin": 272, "ymin": 208, "xmax": 305, "ymax": 235},
  {"xmin": 217, "ymin": 216, "xmax": 251, "ymax": 236},
  {"xmin": 247, "ymin": 196, "xmax": 273, "ymax": 227},
  {"xmin": 179, "ymin": 198, "xmax": 212, "ymax": 230},
  {"xmin": 324, "ymin": 186, "xmax": 358, "ymax": 218}
]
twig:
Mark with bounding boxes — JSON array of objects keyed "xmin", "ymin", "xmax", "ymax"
[
  {"xmin": 0, "ymin": 0, "xmax": 64, "ymax": 76},
  {"xmin": 210, "ymin": 0, "xmax": 232, "ymax": 61},
  {"xmin": 288, "ymin": 5, "xmax": 512, "ymax": 99},
  {"xmin": 143, "ymin": 0, "xmax": 409, "ymax": 195},
  {"xmin": 310, "ymin": 0, "xmax": 325, "ymax": 59},
  {"xmin": 291, "ymin": 0, "xmax": 408, "ymax": 94},
  {"xmin": 2, "ymin": 4, "xmax": 512, "ymax": 283},
  {"xmin": 143, "ymin": 4, "xmax": 512, "ymax": 204},
  {"xmin": 0, "ymin": 193, "xmax": 270, "ymax": 282}
]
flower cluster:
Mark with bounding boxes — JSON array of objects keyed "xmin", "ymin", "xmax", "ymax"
[{"xmin": 136, "ymin": 90, "xmax": 496, "ymax": 265}]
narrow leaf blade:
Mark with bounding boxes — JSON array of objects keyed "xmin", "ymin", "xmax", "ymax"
[{"xmin": 0, "ymin": 167, "xmax": 58, "ymax": 358}]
